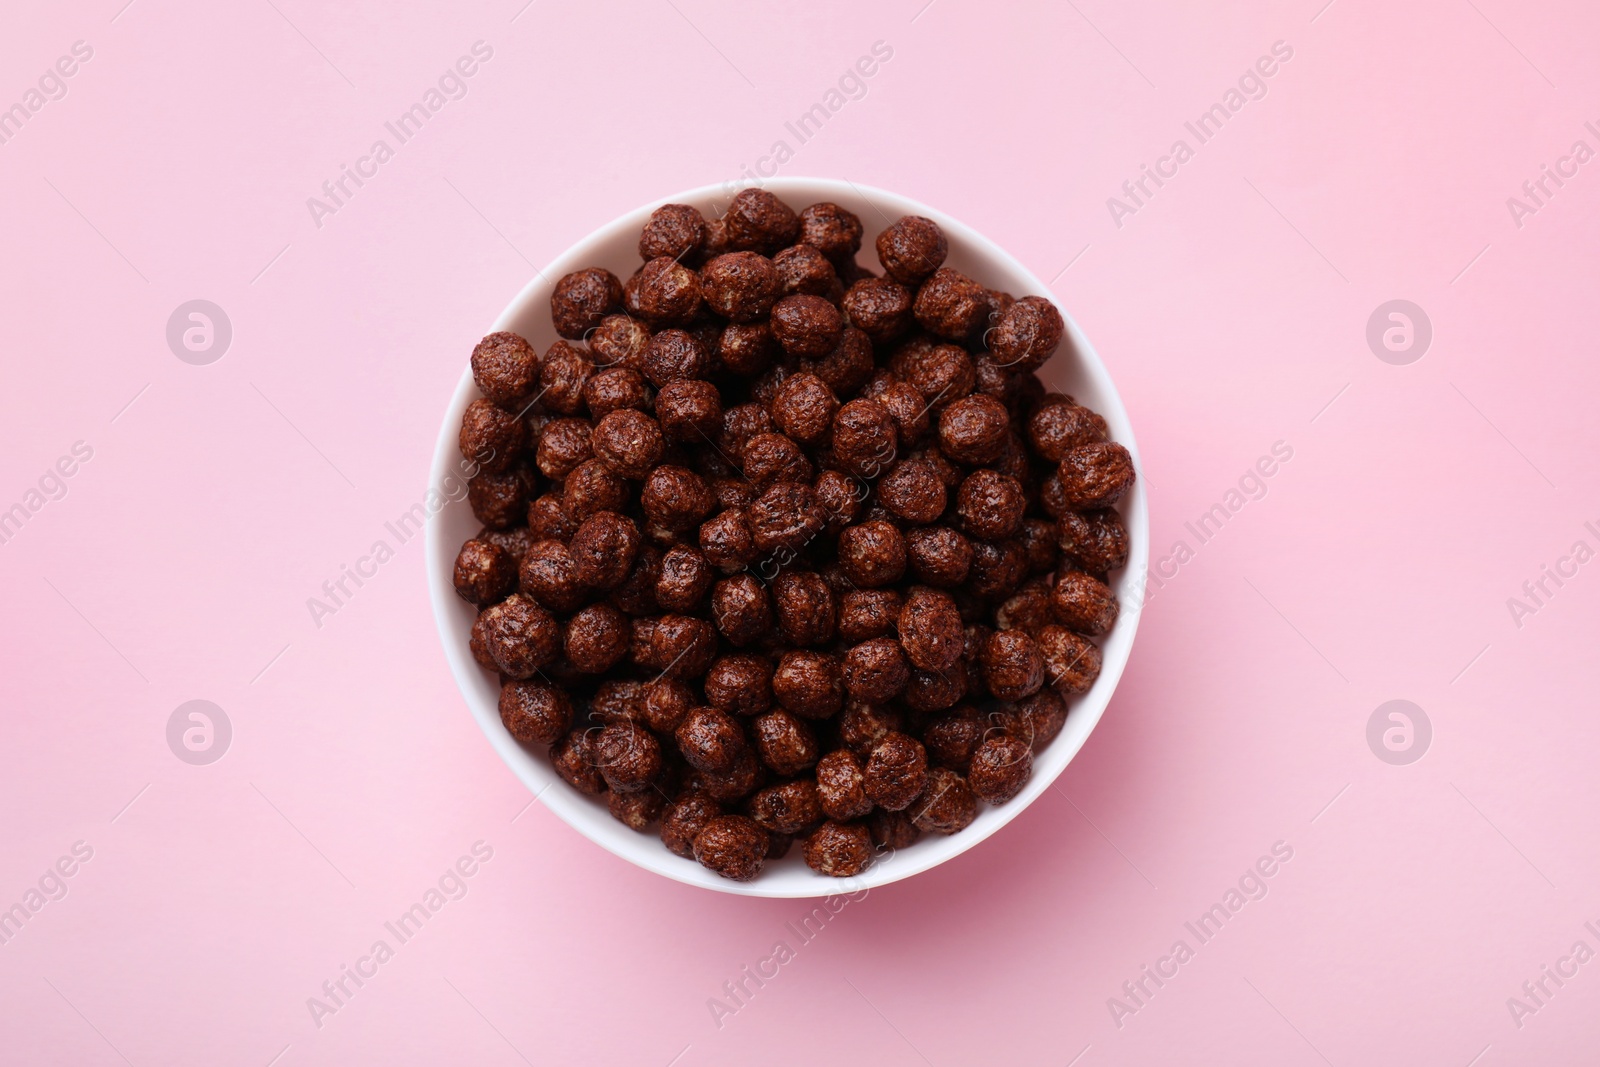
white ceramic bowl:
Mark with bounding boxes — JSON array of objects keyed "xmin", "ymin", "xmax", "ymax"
[{"xmin": 428, "ymin": 178, "xmax": 1147, "ymax": 897}]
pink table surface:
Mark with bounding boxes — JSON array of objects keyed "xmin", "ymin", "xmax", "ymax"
[{"xmin": 3, "ymin": 0, "xmax": 1598, "ymax": 1063}]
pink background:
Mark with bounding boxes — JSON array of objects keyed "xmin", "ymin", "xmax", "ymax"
[{"xmin": 3, "ymin": 0, "xmax": 1597, "ymax": 1063}]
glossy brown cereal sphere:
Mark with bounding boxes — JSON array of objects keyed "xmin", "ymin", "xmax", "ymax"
[
  {"xmin": 814, "ymin": 469, "xmax": 865, "ymax": 535},
  {"xmin": 1057, "ymin": 508, "xmax": 1129, "ymax": 576},
  {"xmin": 837, "ymin": 701, "xmax": 905, "ymax": 759},
  {"xmin": 498, "ymin": 679, "xmax": 572, "ymax": 746},
  {"xmin": 968, "ymin": 734, "xmax": 1032, "ymax": 804},
  {"xmin": 550, "ymin": 729, "xmax": 605, "ymax": 794},
  {"xmin": 595, "ymin": 720, "xmax": 662, "ymax": 793},
  {"xmin": 837, "ymin": 588, "xmax": 902, "ymax": 642},
  {"xmin": 655, "ymin": 544, "xmax": 714, "ymax": 612},
  {"xmin": 563, "ymin": 459, "xmax": 629, "ymax": 520},
  {"xmin": 538, "ymin": 340, "xmax": 594, "ymax": 416},
  {"xmin": 700, "ymin": 251, "xmax": 780, "ymax": 322},
  {"xmin": 642, "ymin": 328, "xmax": 710, "ymax": 388},
  {"xmin": 637, "ymin": 678, "xmax": 693, "ymax": 735},
  {"xmin": 480, "ymin": 593, "xmax": 560, "ymax": 678},
  {"xmin": 551, "ymin": 268, "xmax": 623, "ymax": 339},
  {"xmin": 1037, "ymin": 625, "xmax": 1103, "ymax": 694},
  {"xmin": 875, "ymin": 215, "xmax": 948, "ymax": 285},
  {"xmin": 868, "ymin": 808, "xmax": 921, "ymax": 851},
  {"xmin": 590, "ymin": 679, "xmax": 645, "ymax": 724},
  {"xmin": 629, "ymin": 256, "xmax": 703, "ymax": 327},
  {"xmin": 865, "ymin": 376, "xmax": 931, "ymax": 448},
  {"xmin": 996, "ymin": 580, "xmax": 1053, "ymax": 635},
  {"xmin": 841, "ymin": 277, "xmax": 914, "ymax": 346},
  {"xmin": 589, "ymin": 314, "xmax": 652, "ymax": 370},
  {"xmin": 687, "ymin": 746, "xmax": 765, "ymax": 804},
  {"xmin": 639, "ymin": 465, "xmax": 714, "ymax": 532},
  {"xmin": 646, "ymin": 614, "xmax": 718, "ymax": 679},
  {"xmin": 904, "ymin": 525, "xmax": 973, "ymax": 588},
  {"xmin": 453, "ymin": 538, "xmax": 516, "ymax": 605},
  {"xmin": 639, "ymin": 203, "xmax": 708, "ymax": 263},
  {"xmin": 771, "ymin": 570, "xmax": 837, "ymax": 647},
  {"xmin": 877, "ymin": 459, "xmax": 947, "ymax": 525},
  {"xmin": 460, "ymin": 399, "xmax": 527, "ymax": 476},
  {"xmin": 1018, "ymin": 519, "xmax": 1060, "ymax": 577},
  {"xmin": 913, "ymin": 267, "xmax": 989, "ymax": 340},
  {"xmin": 770, "ymin": 372, "xmax": 839, "ymax": 446},
  {"xmin": 1015, "ymin": 687, "xmax": 1069, "ymax": 752},
  {"xmin": 981, "ymin": 629, "xmax": 1045, "ymax": 701},
  {"xmin": 1057, "ymin": 442, "xmax": 1136, "ymax": 510},
  {"xmin": 478, "ymin": 525, "xmax": 537, "ymax": 568},
  {"xmin": 837, "ymin": 520, "xmax": 907, "ymax": 588},
  {"xmin": 694, "ymin": 814, "xmax": 769, "ymax": 881},
  {"xmin": 470, "ymin": 332, "xmax": 540, "ymax": 408},
  {"xmin": 990, "ymin": 295, "xmax": 1065, "ymax": 370},
  {"xmin": 864, "ymin": 732, "xmax": 929, "ymax": 811},
  {"xmin": 802, "ymin": 820, "xmax": 874, "ymax": 877},
  {"xmin": 582, "ymin": 367, "xmax": 651, "ymax": 419},
  {"xmin": 803, "ymin": 327, "xmax": 874, "ymax": 397},
  {"xmin": 661, "ymin": 792, "xmax": 723, "ymax": 858},
  {"xmin": 590, "ymin": 409, "xmax": 664, "ymax": 479},
  {"xmin": 814, "ymin": 749, "xmax": 872, "ymax": 820},
  {"xmin": 967, "ymin": 538, "xmax": 1029, "ymax": 601},
  {"xmin": 910, "ymin": 767, "xmax": 978, "ymax": 834},
  {"xmin": 903, "ymin": 661, "xmax": 968, "ymax": 713},
  {"xmin": 771, "ymin": 649, "xmax": 844, "ymax": 720},
  {"xmin": 609, "ymin": 545, "xmax": 663, "ymax": 617},
  {"xmin": 923, "ymin": 707, "xmax": 985, "ymax": 772},
  {"xmin": 742, "ymin": 433, "xmax": 814, "ymax": 487},
  {"xmin": 749, "ymin": 779, "xmax": 823, "ymax": 836},
  {"xmin": 655, "ymin": 380, "xmax": 722, "ymax": 444},
  {"xmin": 676, "ymin": 706, "xmax": 747, "ymax": 774},
  {"xmin": 569, "ymin": 511, "xmax": 640, "ymax": 590},
  {"xmin": 772, "ymin": 243, "xmax": 839, "ymax": 299},
  {"xmin": 770, "ymin": 294, "xmax": 845, "ymax": 358},
  {"xmin": 898, "ymin": 587, "xmax": 965, "ymax": 672},
  {"xmin": 843, "ymin": 637, "xmax": 910, "ymax": 704},
  {"xmin": 955, "ymin": 470, "xmax": 1025, "ymax": 541},
  {"xmin": 517, "ymin": 541, "xmax": 584, "ymax": 613},
  {"xmin": 709, "ymin": 572, "xmax": 772, "ymax": 648},
  {"xmin": 564, "ymin": 603, "xmax": 630, "ymax": 673},
  {"xmin": 704, "ymin": 653, "xmax": 775, "ymax": 717},
  {"xmin": 895, "ymin": 340, "xmax": 974, "ymax": 412},
  {"xmin": 609, "ymin": 788, "xmax": 667, "ymax": 831},
  {"xmin": 1050, "ymin": 569, "xmax": 1119, "ymax": 636},
  {"xmin": 831, "ymin": 398, "xmax": 899, "ymax": 478},
  {"xmin": 751, "ymin": 709, "xmax": 818, "ymax": 775},
  {"xmin": 1027, "ymin": 399, "xmax": 1107, "ymax": 462},
  {"xmin": 937, "ymin": 394, "xmax": 1010, "ymax": 466},
  {"xmin": 536, "ymin": 417, "xmax": 593, "ymax": 479},
  {"xmin": 798, "ymin": 201, "xmax": 863, "ymax": 265},
  {"xmin": 748, "ymin": 482, "xmax": 826, "ymax": 556},
  {"xmin": 722, "ymin": 188, "xmax": 801, "ymax": 254},
  {"xmin": 700, "ymin": 509, "xmax": 758, "ymax": 573}
]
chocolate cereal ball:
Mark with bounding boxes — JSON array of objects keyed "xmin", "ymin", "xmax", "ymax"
[
  {"xmin": 996, "ymin": 580, "xmax": 1053, "ymax": 635},
  {"xmin": 868, "ymin": 808, "xmax": 921, "ymax": 851},
  {"xmin": 968, "ymin": 538, "xmax": 1029, "ymax": 601},
  {"xmin": 655, "ymin": 380, "xmax": 722, "ymax": 444},
  {"xmin": 538, "ymin": 340, "xmax": 594, "ymax": 416},
  {"xmin": 1057, "ymin": 442, "xmax": 1136, "ymax": 510},
  {"xmin": 749, "ymin": 780, "xmax": 823, "ymax": 836},
  {"xmin": 772, "ymin": 650, "xmax": 844, "ymax": 720},
  {"xmin": 832, "ymin": 398, "xmax": 899, "ymax": 478},
  {"xmin": 595, "ymin": 720, "xmax": 662, "ymax": 793},
  {"xmin": 1027, "ymin": 399, "xmax": 1107, "ymax": 462},
  {"xmin": 640, "ymin": 466, "xmax": 714, "ymax": 532},
  {"xmin": 609, "ymin": 545, "xmax": 663, "ymax": 617},
  {"xmin": 705, "ymin": 654, "xmax": 775, "ymax": 716},
  {"xmin": 838, "ymin": 520, "xmax": 907, "ymax": 588},
  {"xmin": 629, "ymin": 256, "xmax": 703, "ymax": 327},
  {"xmin": 877, "ymin": 459, "xmax": 947, "ymax": 525},
  {"xmin": 646, "ymin": 614, "xmax": 718, "ymax": 679},
  {"xmin": 721, "ymin": 188, "xmax": 801, "ymax": 255},
  {"xmin": 798, "ymin": 201, "xmax": 863, "ymax": 265},
  {"xmin": 582, "ymin": 366, "xmax": 650, "ymax": 419},
  {"xmin": 694, "ymin": 815, "xmax": 769, "ymax": 881},
  {"xmin": 743, "ymin": 433, "xmax": 814, "ymax": 487},
  {"xmin": 814, "ymin": 469, "xmax": 865, "ymax": 535},
  {"xmin": 990, "ymin": 295, "xmax": 1065, "ymax": 370},
  {"xmin": 838, "ymin": 701, "xmax": 904, "ymax": 758},
  {"xmin": 590, "ymin": 680, "xmax": 645, "ymax": 724},
  {"xmin": 700, "ymin": 509, "xmax": 757, "ymax": 573},
  {"xmin": 700, "ymin": 252, "xmax": 780, "ymax": 322},
  {"xmin": 536, "ymin": 418, "xmax": 593, "ymax": 480},
  {"xmin": 837, "ymin": 588, "xmax": 902, "ymax": 642},
  {"xmin": 519, "ymin": 540, "xmax": 587, "ymax": 612},
  {"xmin": 1050, "ymin": 569, "xmax": 1119, "ymax": 635},
  {"xmin": 591, "ymin": 409, "xmax": 664, "ymax": 479},
  {"xmin": 938, "ymin": 395, "xmax": 1010, "ymax": 466},
  {"xmin": 642, "ymin": 329, "xmax": 710, "ymax": 388},
  {"xmin": 1057, "ymin": 508, "xmax": 1129, "ymax": 576},
  {"xmin": 843, "ymin": 637, "xmax": 911, "ymax": 704},
  {"xmin": 459, "ymin": 398, "xmax": 526, "ymax": 473},
  {"xmin": 478, "ymin": 525, "xmax": 537, "ymax": 567},
  {"xmin": 804, "ymin": 327, "xmax": 875, "ymax": 397},
  {"xmin": 875, "ymin": 215, "xmax": 948, "ymax": 285},
  {"xmin": 865, "ymin": 376, "xmax": 931, "ymax": 447},
  {"xmin": 676, "ymin": 706, "xmax": 747, "ymax": 774},
  {"xmin": 655, "ymin": 544, "xmax": 715, "ymax": 612},
  {"xmin": 710, "ymin": 573, "xmax": 772, "ymax": 646},
  {"xmin": 910, "ymin": 767, "xmax": 978, "ymax": 834},
  {"xmin": 550, "ymin": 729, "xmax": 605, "ymax": 794},
  {"xmin": 913, "ymin": 267, "xmax": 989, "ymax": 340},
  {"xmin": 981, "ymin": 629, "xmax": 1045, "ymax": 701},
  {"xmin": 569, "ymin": 511, "xmax": 640, "ymax": 590},
  {"xmin": 956, "ymin": 470, "xmax": 1025, "ymax": 541},
  {"xmin": 772, "ymin": 570, "xmax": 837, "ymax": 647},
  {"xmin": 641, "ymin": 678, "xmax": 695, "ymax": 734},
  {"xmin": 803, "ymin": 820, "xmax": 874, "ymax": 877},
  {"xmin": 842, "ymin": 278, "xmax": 914, "ymax": 346},
  {"xmin": 752, "ymin": 709, "xmax": 818, "ymax": 775},
  {"xmin": 479, "ymin": 594, "xmax": 560, "ymax": 678},
  {"xmin": 610, "ymin": 788, "xmax": 667, "ymax": 831},
  {"xmin": 688, "ymin": 746, "xmax": 765, "ymax": 804},
  {"xmin": 453, "ymin": 538, "xmax": 516, "ymax": 605},
  {"xmin": 895, "ymin": 340, "xmax": 974, "ymax": 413},
  {"xmin": 904, "ymin": 525, "xmax": 973, "ymax": 588},
  {"xmin": 1015, "ymin": 687, "xmax": 1070, "ymax": 752},
  {"xmin": 661, "ymin": 792, "xmax": 723, "ymax": 858},
  {"xmin": 470, "ymin": 333, "xmax": 540, "ymax": 409},
  {"xmin": 551, "ymin": 268, "xmax": 623, "ymax": 340},
  {"xmin": 498, "ymin": 679, "xmax": 572, "ymax": 746},
  {"xmin": 773, "ymin": 244, "xmax": 839, "ymax": 298},
  {"xmin": 639, "ymin": 203, "xmax": 708, "ymax": 263},
  {"xmin": 898, "ymin": 587, "xmax": 965, "ymax": 672},
  {"xmin": 563, "ymin": 458, "xmax": 629, "ymax": 520},
  {"xmin": 770, "ymin": 294, "xmax": 845, "ymax": 358},
  {"xmin": 589, "ymin": 314, "xmax": 652, "ymax": 370},
  {"xmin": 968, "ymin": 734, "xmax": 1032, "ymax": 804},
  {"xmin": 770, "ymin": 372, "xmax": 839, "ymax": 446},
  {"xmin": 1037, "ymin": 625, "xmax": 1103, "ymax": 694},
  {"xmin": 717, "ymin": 320, "xmax": 778, "ymax": 375},
  {"xmin": 748, "ymin": 482, "xmax": 826, "ymax": 556},
  {"xmin": 923, "ymin": 707, "xmax": 985, "ymax": 772},
  {"xmin": 864, "ymin": 732, "xmax": 929, "ymax": 811},
  {"xmin": 814, "ymin": 749, "xmax": 872, "ymax": 820},
  {"xmin": 564, "ymin": 603, "xmax": 630, "ymax": 673}
]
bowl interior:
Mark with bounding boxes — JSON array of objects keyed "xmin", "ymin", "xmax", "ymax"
[{"xmin": 427, "ymin": 177, "xmax": 1148, "ymax": 897}]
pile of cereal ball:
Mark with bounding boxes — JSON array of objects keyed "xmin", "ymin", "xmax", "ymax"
[{"xmin": 452, "ymin": 189, "xmax": 1134, "ymax": 882}]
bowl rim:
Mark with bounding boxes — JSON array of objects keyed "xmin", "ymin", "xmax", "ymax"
[{"xmin": 426, "ymin": 177, "xmax": 1149, "ymax": 898}]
